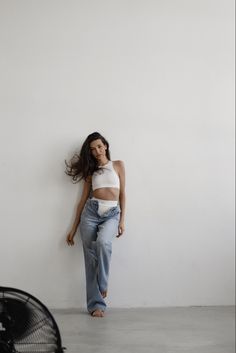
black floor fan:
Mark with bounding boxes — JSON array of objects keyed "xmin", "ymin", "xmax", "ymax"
[{"xmin": 0, "ymin": 286, "xmax": 66, "ymax": 353}]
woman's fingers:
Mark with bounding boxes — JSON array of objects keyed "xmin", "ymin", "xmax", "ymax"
[
  {"xmin": 66, "ymin": 233, "xmax": 75, "ymax": 246},
  {"xmin": 116, "ymin": 224, "xmax": 125, "ymax": 237}
]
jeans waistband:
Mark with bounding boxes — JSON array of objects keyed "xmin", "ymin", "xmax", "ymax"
[{"xmin": 91, "ymin": 197, "xmax": 118, "ymax": 207}]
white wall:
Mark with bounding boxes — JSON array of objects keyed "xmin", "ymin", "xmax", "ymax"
[{"xmin": 0, "ymin": 0, "xmax": 234, "ymax": 309}]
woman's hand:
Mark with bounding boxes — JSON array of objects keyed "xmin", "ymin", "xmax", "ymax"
[
  {"xmin": 117, "ymin": 221, "xmax": 125, "ymax": 238},
  {"xmin": 66, "ymin": 230, "xmax": 76, "ymax": 246}
]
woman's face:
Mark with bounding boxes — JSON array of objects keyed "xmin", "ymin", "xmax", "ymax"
[{"xmin": 90, "ymin": 139, "xmax": 107, "ymax": 161}]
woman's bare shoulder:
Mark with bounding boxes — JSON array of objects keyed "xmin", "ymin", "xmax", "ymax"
[
  {"xmin": 113, "ymin": 160, "xmax": 125, "ymax": 167},
  {"xmin": 113, "ymin": 160, "xmax": 125, "ymax": 174},
  {"xmin": 113, "ymin": 160, "xmax": 124, "ymax": 164}
]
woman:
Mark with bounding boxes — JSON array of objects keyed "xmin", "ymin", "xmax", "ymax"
[{"xmin": 65, "ymin": 132, "xmax": 126, "ymax": 318}]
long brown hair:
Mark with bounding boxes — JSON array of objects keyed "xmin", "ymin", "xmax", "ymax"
[{"xmin": 65, "ymin": 132, "xmax": 111, "ymax": 183}]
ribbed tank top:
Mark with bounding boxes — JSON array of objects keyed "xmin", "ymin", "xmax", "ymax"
[{"xmin": 92, "ymin": 160, "xmax": 120, "ymax": 191}]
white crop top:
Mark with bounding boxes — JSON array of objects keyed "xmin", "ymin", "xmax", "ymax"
[{"xmin": 92, "ymin": 160, "xmax": 120, "ymax": 191}]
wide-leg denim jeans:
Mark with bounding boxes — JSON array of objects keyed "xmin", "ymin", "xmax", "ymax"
[{"xmin": 78, "ymin": 198, "xmax": 121, "ymax": 314}]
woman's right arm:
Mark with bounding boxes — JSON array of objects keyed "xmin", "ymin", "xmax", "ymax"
[{"xmin": 66, "ymin": 176, "xmax": 92, "ymax": 245}]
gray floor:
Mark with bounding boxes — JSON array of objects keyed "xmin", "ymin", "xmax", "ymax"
[{"xmin": 52, "ymin": 306, "xmax": 235, "ymax": 353}]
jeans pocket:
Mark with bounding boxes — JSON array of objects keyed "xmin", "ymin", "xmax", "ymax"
[
  {"xmin": 81, "ymin": 202, "xmax": 89, "ymax": 219},
  {"xmin": 113, "ymin": 208, "xmax": 121, "ymax": 220}
]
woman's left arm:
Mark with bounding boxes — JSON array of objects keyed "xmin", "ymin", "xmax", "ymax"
[{"xmin": 117, "ymin": 160, "xmax": 126, "ymax": 237}]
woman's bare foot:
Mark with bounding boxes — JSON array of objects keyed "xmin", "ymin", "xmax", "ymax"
[
  {"xmin": 101, "ymin": 290, "xmax": 107, "ymax": 298},
  {"xmin": 91, "ymin": 309, "xmax": 104, "ymax": 317}
]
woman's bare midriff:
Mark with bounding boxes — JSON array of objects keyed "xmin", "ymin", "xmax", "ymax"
[{"xmin": 92, "ymin": 187, "xmax": 120, "ymax": 201}]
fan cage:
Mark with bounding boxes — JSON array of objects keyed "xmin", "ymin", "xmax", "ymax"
[{"xmin": 0, "ymin": 286, "xmax": 65, "ymax": 353}]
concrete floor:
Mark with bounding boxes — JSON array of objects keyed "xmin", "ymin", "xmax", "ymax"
[{"xmin": 52, "ymin": 306, "xmax": 235, "ymax": 353}]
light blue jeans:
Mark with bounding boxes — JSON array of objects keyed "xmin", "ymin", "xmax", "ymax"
[{"xmin": 78, "ymin": 198, "xmax": 121, "ymax": 314}]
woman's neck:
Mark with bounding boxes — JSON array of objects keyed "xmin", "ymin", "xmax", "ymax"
[{"xmin": 98, "ymin": 157, "xmax": 109, "ymax": 166}]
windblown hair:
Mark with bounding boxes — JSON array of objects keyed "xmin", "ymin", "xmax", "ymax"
[{"xmin": 65, "ymin": 132, "xmax": 111, "ymax": 183}]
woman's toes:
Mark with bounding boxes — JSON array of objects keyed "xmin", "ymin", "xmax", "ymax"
[{"xmin": 91, "ymin": 309, "xmax": 104, "ymax": 317}]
